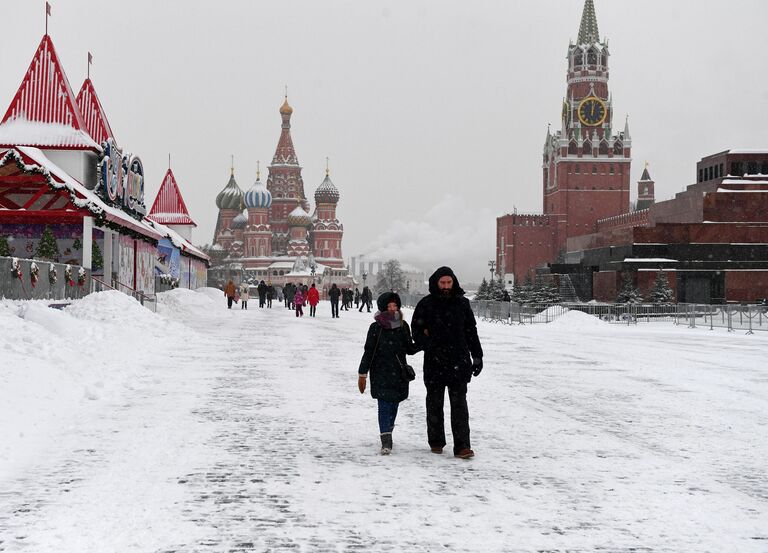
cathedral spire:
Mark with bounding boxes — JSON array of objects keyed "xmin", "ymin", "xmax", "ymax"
[
  {"xmin": 272, "ymin": 94, "xmax": 299, "ymax": 166},
  {"xmin": 577, "ymin": 0, "xmax": 600, "ymax": 45}
]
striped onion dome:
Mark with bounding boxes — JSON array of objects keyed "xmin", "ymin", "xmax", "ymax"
[
  {"xmin": 231, "ymin": 211, "xmax": 247, "ymax": 229},
  {"xmin": 243, "ymin": 175, "xmax": 272, "ymax": 209},
  {"xmin": 287, "ymin": 205, "xmax": 312, "ymax": 228},
  {"xmin": 215, "ymin": 172, "xmax": 244, "ymax": 210},
  {"xmin": 314, "ymin": 173, "xmax": 340, "ymax": 204}
]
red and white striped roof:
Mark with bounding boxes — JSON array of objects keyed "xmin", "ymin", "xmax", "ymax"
[
  {"xmin": 147, "ymin": 169, "xmax": 197, "ymax": 227},
  {"xmin": 0, "ymin": 35, "xmax": 98, "ymax": 150},
  {"xmin": 76, "ymin": 78, "xmax": 114, "ymax": 146}
]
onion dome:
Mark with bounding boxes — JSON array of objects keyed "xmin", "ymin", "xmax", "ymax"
[
  {"xmin": 314, "ymin": 172, "xmax": 340, "ymax": 204},
  {"xmin": 244, "ymin": 174, "xmax": 272, "ymax": 209},
  {"xmin": 216, "ymin": 170, "xmax": 244, "ymax": 210},
  {"xmin": 287, "ymin": 205, "xmax": 312, "ymax": 228},
  {"xmin": 231, "ymin": 211, "xmax": 247, "ymax": 229},
  {"xmin": 280, "ymin": 96, "xmax": 293, "ymax": 115}
]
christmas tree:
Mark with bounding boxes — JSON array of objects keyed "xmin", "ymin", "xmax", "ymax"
[
  {"xmin": 0, "ymin": 235, "xmax": 9, "ymax": 257},
  {"xmin": 92, "ymin": 241, "xmax": 103, "ymax": 271},
  {"xmin": 616, "ymin": 271, "xmax": 643, "ymax": 303},
  {"xmin": 35, "ymin": 225, "xmax": 59, "ymax": 261},
  {"xmin": 650, "ymin": 269, "xmax": 674, "ymax": 303},
  {"xmin": 73, "ymin": 238, "xmax": 82, "ymax": 251}
]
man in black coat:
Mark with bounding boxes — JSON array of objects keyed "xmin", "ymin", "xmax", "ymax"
[
  {"xmin": 257, "ymin": 280, "xmax": 268, "ymax": 308},
  {"xmin": 359, "ymin": 286, "xmax": 372, "ymax": 312},
  {"xmin": 411, "ymin": 266, "xmax": 483, "ymax": 459},
  {"xmin": 329, "ymin": 283, "xmax": 341, "ymax": 318}
]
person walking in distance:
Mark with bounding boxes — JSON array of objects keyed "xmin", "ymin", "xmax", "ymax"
[
  {"xmin": 239, "ymin": 281, "xmax": 250, "ymax": 310},
  {"xmin": 329, "ymin": 283, "xmax": 341, "ymax": 318},
  {"xmin": 411, "ymin": 266, "xmax": 483, "ymax": 459},
  {"xmin": 294, "ymin": 286, "xmax": 305, "ymax": 318},
  {"xmin": 266, "ymin": 282, "xmax": 274, "ymax": 308},
  {"xmin": 307, "ymin": 282, "xmax": 320, "ymax": 317},
  {"xmin": 257, "ymin": 280, "xmax": 268, "ymax": 308},
  {"xmin": 354, "ymin": 287, "xmax": 361, "ymax": 309},
  {"xmin": 224, "ymin": 279, "xmax": 237, "ymax": 309},
  {"xmin": 359, "ymin": 286, "xmax": 372, "ymax": 312},
  {"xmin": 358, "ymin": 292, "xmax": 420, "ymax": 455}
]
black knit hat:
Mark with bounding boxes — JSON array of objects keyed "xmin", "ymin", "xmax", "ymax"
[{"xmin": 377, "ymin": 291, "xmax": 402, "ymax": 312}]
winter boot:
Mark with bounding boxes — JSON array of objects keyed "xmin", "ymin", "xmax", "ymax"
[{"xmin": 380, "ymin": 432, "xmax": 393, "ymax": 455}]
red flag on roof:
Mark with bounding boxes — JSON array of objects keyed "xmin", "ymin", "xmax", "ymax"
[{"xmin": 46, "ymin": 2, "xmax": 51, "ymax": 16}]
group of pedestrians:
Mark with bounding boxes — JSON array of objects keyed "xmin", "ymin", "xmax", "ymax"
[
  {"xmin": 223, "ymin": 279, "xmax": 278, "ymax": 309},
  {"xmin": 357, "ymin": 266, "xmax": 483, "ymax": 459}
]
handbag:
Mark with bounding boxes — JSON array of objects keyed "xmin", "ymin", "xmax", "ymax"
[{"xmin": 397, "ymin": 356, "xmax": 416, "ymax": 382}]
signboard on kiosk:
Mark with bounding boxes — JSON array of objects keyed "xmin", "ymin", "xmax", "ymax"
[{"xmin": 97, "ymin": 138, "xmax": 147, "ymax": 220}]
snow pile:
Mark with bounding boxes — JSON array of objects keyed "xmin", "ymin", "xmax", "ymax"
[
  {"xmin": 195, "ymin": 286, "xmax": 226, "ymax": 304},
  {"xmin": 538, "ymin": 305, "xmax": 567, "ymax": 320},
  {"xmin": 0, "ymin": 291, "xmax": 196, "ymax": 480},
  {"xmin": 547, "ymin": 308, "xmax": 606, "ymax": 327},
  {"xmin": 156, "ymin": 287, "xmax": 222, "ymax": 319},
  {"xmin": 65, "ymin": 289, "xmax": 159, "ymax": 326}
]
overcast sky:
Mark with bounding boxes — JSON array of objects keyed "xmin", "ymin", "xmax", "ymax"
[{"xmin": 2, "ymin": 1, "xmax": 767, "ymax": 282}]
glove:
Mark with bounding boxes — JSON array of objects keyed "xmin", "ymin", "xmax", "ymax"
[
  {"xmin": 358, "ymin": 375, "xmax": 367, "ymax": 394},
  {"xmin": 472, "ymin": 357, "xmax": 483, "ymax": 377}
]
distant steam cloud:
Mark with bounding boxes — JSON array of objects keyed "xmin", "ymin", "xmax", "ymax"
[{"xmin": 362, "ymin": 194, "xmax": 495, "ymax": 282}]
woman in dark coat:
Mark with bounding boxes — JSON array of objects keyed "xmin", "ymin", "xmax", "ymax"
[{"xmin": 358, "ymin": 292, "xmax": 420, "ymax": 455}]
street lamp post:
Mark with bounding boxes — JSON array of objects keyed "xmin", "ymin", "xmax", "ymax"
[
  {"xmin": 362, "ymin": 271, "xmax": 368, "ymax": 287},
  {"xmin": 488, "ymin": 260, "xmax": 496, "ymax": 281}
]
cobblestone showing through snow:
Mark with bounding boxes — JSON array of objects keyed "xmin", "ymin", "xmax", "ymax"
[{"xmin": 1, "ymin": 290, "xmax": 767, "ymax": 552}]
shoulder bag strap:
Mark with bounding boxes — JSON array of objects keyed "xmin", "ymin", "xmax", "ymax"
[{"xmin": 368, "ymin": 326, "xmax": 383, "ymax": 372}]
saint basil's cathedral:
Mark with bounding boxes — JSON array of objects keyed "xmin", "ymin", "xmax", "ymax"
[{"xmin": 208, "ymin": 97, "xmax": 352, "ymax": 289}]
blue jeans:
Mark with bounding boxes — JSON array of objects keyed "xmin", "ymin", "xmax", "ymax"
[{"xmin": 377, "ymin": 400, "xmax": 399, "ymax": 434}]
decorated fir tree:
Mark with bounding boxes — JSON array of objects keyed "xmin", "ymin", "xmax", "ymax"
[
  {"xmin": 0, "ymin": 235, "xmax": 9, "ymax": 257},
  {"xmin": 73, "ymin": 238, "xmax": 82, "ymax": 251},
  {"xmin": 616, "ymin": 271, "xmax": 643, "ymax": 304},
  {"xmin": 650, "ymin": 269, "xmax": 674, "ymax": 303},
  {"xmin": 92, "ymin": 241, "xmax": 103, "ymax": 271},
  {"xmin": 35, "ymin": 225, "xmax": 59, "ymax": 261}
]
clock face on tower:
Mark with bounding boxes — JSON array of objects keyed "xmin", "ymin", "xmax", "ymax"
[{"xmin": 577, "ymin": 96, "xmax": 607, "ymax": 126}]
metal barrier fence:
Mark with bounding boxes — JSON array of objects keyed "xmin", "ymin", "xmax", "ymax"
[
  {"xmin": 91, "ymin": 276, "xmax": 157, "ymax": 313},
  {"xmin": 0, "ymin": 256, "xmax": 90, "ymax": 301},
  {"xmin": 470, "ymin": 298, "xmax": 768, "ymax": 334}
]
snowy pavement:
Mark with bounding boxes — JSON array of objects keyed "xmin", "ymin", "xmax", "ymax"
[{"xmin": 1, "ymin": 288, "xmax": 768, "ymax": 552}]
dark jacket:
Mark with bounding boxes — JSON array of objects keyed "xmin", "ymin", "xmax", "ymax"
[
  {"xmin": 329, "ymin": 285, "xmax": 341, "ymax": 301},
  {"xmin": 257, "ymin": 281, "xmax": 267, "ymax": 298},
  {"xmin": 358, "ymin": 318, "xmax": 419, "ymax": 403},
  {"xmin": 411, "ymin": 266, "xmax": 483, "ymax": 385}
]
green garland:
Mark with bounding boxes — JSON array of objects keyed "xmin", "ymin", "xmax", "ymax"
[{"xmin": 0, "ymin": 149, "xmax": 157, "ymax": 246}]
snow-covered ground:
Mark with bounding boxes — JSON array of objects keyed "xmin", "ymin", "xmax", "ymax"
[{"xmin": 1, "ymin": 289, "xmax": 767, "ymax": 552}]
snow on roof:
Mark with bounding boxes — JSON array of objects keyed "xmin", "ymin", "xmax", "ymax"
[
  {"xmin": 144, "ymin": 219, "xmax": 209, "ymax": 262},
  {"xmin": 623, "ymin": 258, "xmax": 678, "ymax": 263},
  {"xmin": 727, "ymin": 149, "xmax": 768, "ymax": 154},
  {"xmin": 13, "ymin": 146, "xmax": 162, "ymax": 240},
  {"xmin": 1, "ymin": 146, "xmax": 208, "ymax": 262},
  {"xmin": 717, "ymin": 187, "xmax": 768, "ymax": 193},
  {"xmin": 0, "ymin": 118, "xmax": 100, "ymax": 150},
  {"xmin": 268, "ymin": 261, "xmax": 296, "ymax": 269},
  {"xmin": 1, "ymin": 35, "xmax": 96, "ymax": 150}
]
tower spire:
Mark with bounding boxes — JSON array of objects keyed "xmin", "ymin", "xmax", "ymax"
[
  {"xmin": 230, "ymin": 154, "xmax": 234, "ymax": 176},
  {"xmin": 577, "ymin": 0, "xmax": 600, "ymax": 45},
  {"xmin": 326, "ymin": 156, "xmax": 330, "ymax": 176},
  {"xmin": 256, "ymin": 160, "xmax": 260, "ymax": 180}
]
